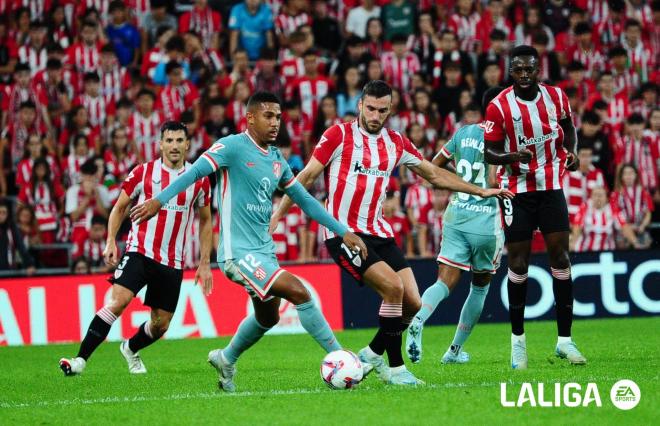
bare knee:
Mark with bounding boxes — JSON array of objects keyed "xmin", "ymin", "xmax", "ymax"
[
  {"xmin": 549, "ymin": 248, "xmax": 571, "ymax": 270},
  {"xmin": 381, "ymin": 274, "xmax": 404, "ymax": 303},
  {"xmin": 255, "ymin": 310, "xmax": 280, "ymax": 328},
  {"xmin": 438, "ymin": 265, "xmax": 462, "ymax": 291},
  {"xmin": 107, "ymin": 293, "xmax": 132, "ymax": 316},
  {"xmin": 287, "ymin": 281, "xmax": 311, "ymax": 305},
  {"xmin": 472, "ymin": 273, "xmax": 492, "ymax": 287},
  {"xmin": 508, "ymin": 256, "xmax": 529, "ymax": 275},
  {"xmin": 405, "ymin": 295, "xmax": 422, "ymax": 317},
  {"xmin": 150, "ymin": 311, "xmax": 173, "ymax": 338}
]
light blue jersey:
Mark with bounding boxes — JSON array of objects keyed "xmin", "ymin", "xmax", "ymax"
[{"xmin": 156, "ymin": 132, "xmax": 347, "ymax": 264}]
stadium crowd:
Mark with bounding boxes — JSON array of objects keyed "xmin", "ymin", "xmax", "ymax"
[{"xmin": 0, "ymin": 0, "xmax": 658, "ymax": 275}]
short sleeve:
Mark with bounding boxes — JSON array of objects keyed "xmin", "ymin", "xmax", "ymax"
[
  {"xmin": 312, "ymin": 124, "xmax": 343, "ymax": 166},
  {"xmin": 610, "ymin": 200, "xmax": 627, "ymax": 228},
  {"xmin": 278, "ymin": 160, "xmax": 296, "ymax": 190},
  {"xmin": 398, "ymin": 135, "xmax": 423, "ymax": 167},
  {"xmin": 228, "ymin": 5, "xmax": 240, "ymax": 29},
  {"xmin": 483, "ymin": 102, "xmax": 506, "ymax": 142},
  {"xmin": 122, "ymin": 164, "xmax": 144, "ymax": 199},
  {"xmin": 201, "ymin": 139, "xmax": 234, "ymax": 172},
  {"xmin": 440, "ymin": 135, "xmax": 457, "ymax": 159}
]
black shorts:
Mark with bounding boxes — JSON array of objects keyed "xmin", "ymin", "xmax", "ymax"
[
  {"xmin": 110, "ymin": 252, "xmax": 184, "ymax": 313},
  {"xmin": 325, "ymin": 233, "xmax": 410, "ymax": 284},
  {"xmin": 499, "ymin": 189, "xmax": 570, "ymax": 243}
]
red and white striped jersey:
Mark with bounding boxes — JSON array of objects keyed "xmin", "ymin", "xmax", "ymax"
[
  {"xmin": 562, "ymin": 166, "xmax": 607, "ymax": 222},
  {"xmin": 630, "ymin": 100, "xmax": 656, "ymax": 122},
  {"xmin": 579, "ymin": 0, "xmax": 609, "ymax": 27},
  {"xmin": 75, "ymin": 0, "xmax": 110, "ymax": 26},
  {"xmin": 285, "ymin": 76, "xmax": 334, "ymax": 121},
  {"xmin": 125, "ymin": 0, "xmax": 150, "ymax": 26},
  {"xmin": 75, "ymin": 238, "xmax": 106, "ymax": 265},
  {"xmin": 122, "ymin": 159, "xmax": 211, "ymax": 269},
  {"xmin": 73, "ymin": 93, "xmax": 116, "ymax": 127},
  {"xmin": 127, "ymin": 111, "xmax": 165, "ymax": 161},
  {"xmin": 226, "ymin": 100, "xmax": 247, "ymax": 126},
  {"xmin": 312, "ymin": 120, "xmax": 424, "ymax": 239},
  {"xmin": 100, "ymin": 66, "xmax": 131, "ymax": 104},
  {"xmin": 61, "ymin": 154, "xmax": 92, "ymax": 186},
  {"xmin": 386, "ymin": 111, "xmax": 412, "ymax": 135},
  {"xmin": 104, "ymin": 149, "xmax": 137, "ymax": 181},
  {"xmin": 18, "ymin": 182, "xmax": 65, "ymax": 232},
  {"xmin": 275, "ymin": 12, "xmax": 312, "ymax": 39},
  {"xmin": 0, "ymin": 84, "xmax": 48, "ymax": 127},
  {"xmin": 17, "ymin": 45, "xmax": 48, "ymax": 76},
  {"xmin": 568, "ymin": 46, "xmax": 605, "ymax": 80},
  {"xmin": 65, "ymin": 184, "xmax": 112, "ymax": 230},
  {"xmin": 419, "ymin": 204, "xmax": 444, "ymax": 254},
  {"xmin": 611, "ymin": 185, "xmax": 655, "ymax": 226},
  {"xmin": 611, "ymin": 67, "xmax": 640, "ymax": 97},
  {"xmin": 404, "ymin": 183, "xmax": 433, "ymax": 224},
  {"xmin": 586, "ymin": 92, "xmax": 629, "ymax": 131},
  {"xmin": 621, "ymin": 39, "xmax": 654, "ymax": 83},
  {"xmin": 65, "ymin": 42, "xmax": 102, "ymax": 73},
  {"xmin": 156, "ymin": 82, "xmax": 200, "ymax": 122},
  {"xmin": 430, "ymin": 49, "xmax": 466, "ymax": 89},
  {"xmin": 573, "ymin": 199, "xmax": 627, "ymax": 252},
  {"xmin": 280, "ymin": 54, "xmax": 305, "ymax": 85},
  {"xmin": 141, "ymin": 47, "xmax": 166, "ymax": 81},
  {"xmin": 484, "ymin": 84, "xmax": 571, "ymax": 193},
  {"xmin": 178, "ymin": 6, "xmax": 222, "ymax": 49},
  {"xmin": 380, "ymin": 51, "xmax": 421, "ymax": 94},
  {"xmin": 16, "ymin": 156, "xmax": 60, "ymax": 188},
  {"xmin": 14, "ymin": 0, "xmax": 51, "ymax": 20},
  {"xmin": 613, "ymin": 135, "xmax": 659, "ymax": 191},
  {"xmin": 0, "ymin": 121, "xmax": 48, "ymax": 167},
  {"xmin": 448, "ymin": 11, "xmax": 481, "ymax": 53},
  {"xmin": 283, "ymin": 111, "xmax": 312, "ymax": 156},
  {"xmin": 595, "ymin": 17, "xmax": 624, "ymax": 49}
]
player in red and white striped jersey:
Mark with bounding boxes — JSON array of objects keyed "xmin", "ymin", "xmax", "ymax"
[
  {"xmin": 273, "ymin": 80, "xmax": 508, "ymax": 384},
  {"xmin": 129, "ymin": 89, "xmax": 165, "ymax": 162},
  {"xmin": 17, "ymin": 21, "xmax": 48, "ymax": 76},
  {"xmin": 285, "ymin": 50, "xmax": 334, "ymax": 122},
  {"xmin": 73, "ymin": 72, "xmax": 116, "ymax": 129},
  {"xmin": 60, "ymin": 121, "xmax": 213, "ymax": 377},
  {"xmin": 380, "ymin": 34, "xmax": 421, "ymax": 95},
  {"xmin": 571, "ymin": 187, "xmax": 639, "ymax": 252},
  {"xmin": 99, "ymin": 44, "xmax": 132, "ymax": 104},
  {"xmin": 483, "ymin": 45, "xmax": 586, "ymax": 366},
  {"xmin": 156, "ymin": 61, "xmax": 201, "ymax": 124},
  {"xmin": 562, "ymin": 145, "xmax": 607, "ymax": 223}
]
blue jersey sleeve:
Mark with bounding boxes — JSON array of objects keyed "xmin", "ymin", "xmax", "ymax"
[
  {"xmin": 228, "ymin": 4, "xmax": 241, "ymax": 30},
  {"xmin": 284, "ymin": 181, "xmax": 348, "ymax": 237},
  {"xmin": 277, "ymin": 158, "xmax": 296, "ymax": 190}
]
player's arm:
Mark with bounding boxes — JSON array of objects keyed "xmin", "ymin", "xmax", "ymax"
[
  {"xmin": 559, "ymin": 117, "xmax": 579, "ymax": 171},
  {"xmin": 194, "ymin": 204, "xmax": 213, "ymax": 296},
  {"xmin": 130, "ymin": 152, "xmax": 216, "ymax": 224},
  {"xmin": 409, "ymin": 159, "xmax": 513, "ymax": 199},
  {"xmin": 270, "ymin": 157, "xmax": 325, "ymax": 232},
  {"xmin": 104, "ymin": 190, "xmax": 132, "ymax": 267},
  {"xmin": 283, "ymin": 179, "xmax": 367, "ymax": 258}
]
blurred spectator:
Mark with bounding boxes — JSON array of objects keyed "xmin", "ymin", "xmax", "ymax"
[
  {"xmin": 65, "ymin": 159, "xmax": 111, "ymax": 256},
  {"xmin": 73, "ymin": 72, "xmax": 116, "ymax": 130},
  {"xmin": 98, "ymin": 44, "xmax": 132, "ymax": 105},
  {"xmin": 381, "ymin": 0, "xmax": 414, "ymax": 41},
  {"xmin": 432, "ymin": 61, "xmax": 469, "ymax": 119},
  {"xmin": 66, "ymin": 20, "xmax": 103, "ymax": 73},
  {"xmin": 285, "ymin": 49, "xmax": 333, "ymax": 122},
  {"xmin": 12, "ymin": 7, "xmax": 32, "ymax": 47},
  {"xmin": 477, "ymin": 29, "xmax": 508, "ymax": 80},
  {"xmin": 142, "ymin": 26, "xmax": 175, "ymax": 82},
  {"xmin": 18, "ymin": 20, "xmax": 48, "ymax": 76},
  {"xmin": 330, "ymin": 35, "xmax": 371, "ymax": 81},
  {"xmin": 1, "ymin": 63, "xmax": 50, "ymax": 131},
  {"xmin": 578, "ymin": 111, "xmax": 613, "ymax": 186},
  {"xmin": 283, "ymin": 100, "xmax": 311, "ymax": 158},
  {"xmin": 311, "ymin": 0, "xmax": 342, "ymax": 55},
  {"xmin": 336, "ymin": 66, "xmax": 361, "ymax": 117},
  {"xmin": 59, "ymin": 105, "xmax": 101, "ymax": 158},
  {"xmin": 272, "ymin": 190, "xmax": 305, "ymax": 262},
  {"xmin": 128, "ymin": 89, "xmax": 164, "ymax": 162},
  {"xmin": 542, "ymin": 0, "xmax": 571, "ymax": 35},
  {"xmin": 15, "ymin": 204, "xmax": 40, "ymax": 247},
  {"xmin": 179, "ymin": 0, "xmax": 222, "ymax": 50},
  {"xmin": 406, "ymin": 122, "xmax": 433, "ymax": 162},
  {"xmin": 141, "ymin": 0, "xmax": 178, "ymax": 48},
  {"xmin": 554, "ymin": 6, "xmax": 586, "ymax": 59},
  {"xmin": 275, "ymin": 0, "xmax": 312, "ymax": 48},
  {"xmin": 105, "ymin": 127, "xmax": 137, "ymax": 182},
  {"xmin": 17, "ymin": 157, "xmax": 65, "ymax": 244},
  {"xmin": 157, "ymin": 61, "xmax": 201, "ymax": 126},
  {"xmin": 34, "ymin": 58, "xmax": 75, "ymax": 129},
  {"xmin": 514, "ymin": 5, "xmax": 555, "ymax": 51},
  {"xmin": 567, "ymin": 23, "xmax": 604, "ymax": 81},
  {"xmin": 73, "ymin": 214, "xmax": 108, "ymax": 269},
  {"xmin": 106, "ymin": 0, "xmax": 140, "ymax": 67},
  {"xmin": 609, "ymin": 46, "xmax": 639, "ymax": 97},
  {"xmin": 594, "ymin": 0, "xmax": 626, "ymax": 49},
  {"xmin": 559, "ymin": 61, "xmax": 596, "ymax": 105},
  {"xmin": 613, "ymin": 114, "xmax": 658, "ymax": 193},
  {"xmin": 572, "ymin": 186, "xmax": 640, "ymax": 251},
  {"xmin": 381, "ymin": 34, "xmax": 420, "ymax": 94},
  {"xmin": 218, "ymin": 48, "xmax": 253, "ymax": 98},
  {"xmin": 152, "ymin": 35, "xmax": 191, "ymax": 85},
  {"xmin": 418, "ymin": 188, "xmax": 450, "ymax": 256},
  {"xmin": 181, "ymin": 110, "xmax": 210, "ymax": 161},
  {"xmin": 611, "ymin": 163, "xmax": 654, "ymax": 249},
  {"xmin": 475, "ymin": 0, "xmax": 513, "ymax": 54},
  {"xmin": 621, "ymin": 19, "xmax": 653, "ymax": 84},
  {"xmin": 382, "ymin": 190, "xmax": 410, "ymax": 252},
  {"xmin": 631, "ymin": 83, "xmax": 658, "ymax": 121},
  {"xmin": 448, "ymin": 0, "xmax": 480, "ymax": 53},
  {"xmin": 0, "ymin": 16, "xmax": 18, "ymax": 84},
  {"xmin": 204, "ymin": 97, "xmax": 236, "ymax": 141},
  {"xmin": 0, "ymin": 198, "xmax": 36, "ymax": 274},
  {"xmin": 62, "ymin": 134, "xmax": 94, "ymax": 187},
  {"xmin": 563, "ymin": 144, "xmax": 607, "ymax": 223},
  {"xmin": 586, "ymin": 71, "xmax": 629, "ymax": 134},
  {"xmin": 530, "ymin": 31, "xmax": 561, "ymax": 83},
  {"xmin": 405, "ymin": 179, "xmax": 433, "ymax": 256},
  {"xmin": 345, "ymin": 0, "xmax": 380, "ymax": 39},
  {"xmin": 430, "ymin": 30, "xmax": 474, "ymax": 90},
  {"xmin": 16, "ymin": 134, "xmax": 60, "ymax": 189},
  {"xmin": 71, "ymin": 256, "xmax": 91, "ymax": 275},
  {"xmin": 252, "ymin": 48, "xmax": 286, "ymax": 100},
  {"xmin": 410, "ymin": 88, "xmax": 440, "ymax": 144},
  {"xmin": 228, "ymin": 0, "xmax": 275, "ymax": 61},
  {"xmin": 475, "ymin": 60, "xmax": 504, "ymax": 108},
  {"xmin": 312, "ymin": 95, "xmax": 342, "ymax": 148}
]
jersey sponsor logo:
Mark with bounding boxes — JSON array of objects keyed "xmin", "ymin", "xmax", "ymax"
[
  {"xmin": 353, "ymin": 161, "xmax": 390, "ymax": 178},
  {"xmin": 257, "ymin": 177, "xmax": 271, "ymax": 203},
  {"xmin": 517, "ymin": 129, "xmax": 559, "ymax": 147},
  {"xmin": 482, "ymin": 120, "xmax": 495, "ymax": 133},
  {"xmin": 273, "ymin": 161, "xmax": 281, "ymax": 178}
]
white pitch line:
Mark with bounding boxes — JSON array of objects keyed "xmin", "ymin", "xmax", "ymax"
[{"xmin": 0, "ymin": 376, "xmax": 648, "ymax": 409}]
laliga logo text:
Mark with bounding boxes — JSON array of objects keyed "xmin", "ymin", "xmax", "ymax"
[{"xmin": 501, "ymin": 383, "xmax": 602, "ymax": 407}]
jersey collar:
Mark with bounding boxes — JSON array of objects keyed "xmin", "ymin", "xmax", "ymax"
[{"xmin": 244, "ymin": 131, "xmax": 269, "ymax": 155}]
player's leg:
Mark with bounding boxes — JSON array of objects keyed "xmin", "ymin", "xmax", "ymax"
[
  {"xmin": 442, "ymin": 230, "xmax": 504, "ymax": 364},
  {"xmin": 210, "ymin": 297, "xmax": 280, "ymax": 392},
  {"xmin": 539, "ymin": 190, "xmax": 586, "ymax": 364},
  {"xmin": 59, "ymin": 253, "xmax": 142, "ymax": 376},
  {"xmin": 119, "ymin": 257, "xmax": 184, "ymax": 374},
  {"xmin": 406, "ymin": 226, "xmax": 468, "ymax": 363}
]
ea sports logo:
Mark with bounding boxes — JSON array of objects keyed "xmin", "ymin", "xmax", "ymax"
[{"xmin": 610, "ymin": 380, "xmax": 640, "ymax": 410}]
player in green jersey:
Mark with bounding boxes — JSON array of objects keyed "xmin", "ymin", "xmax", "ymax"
[
  {"xmin": 406, "ymin": 87, "xmax": 507, "ymax": 364},
  {"xmin": 130, "ymin": 92, "xmax": 368, "ymax": 392}
]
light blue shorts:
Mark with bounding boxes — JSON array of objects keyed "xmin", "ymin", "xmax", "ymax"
[
  {"xmin": 222, "ymin": 252, "xmax": 285, "ymax": 301},
  {"xmin": 437, "ymin": 226, "xmax": 504, "ymax": 274}
]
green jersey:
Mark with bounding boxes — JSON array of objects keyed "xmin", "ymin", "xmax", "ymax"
[{"xmin": 438, "ymin": 123, "xmax": 503, "ymax": 236}]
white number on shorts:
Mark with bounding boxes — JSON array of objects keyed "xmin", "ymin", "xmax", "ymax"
[
  {"xmin": 456, "ymin": 159, "xmax": 486, "ymax": 201},
  {"xmin": 502, "ymin": 198, "xmax": 513, "ymax": 215},
  {"xmin": 238, "ymin": 253, "xmax": 261, "ymax": 273},
  {"xmin": 116, "ymin": 256, "xmax": 129, "ymax": 270}
]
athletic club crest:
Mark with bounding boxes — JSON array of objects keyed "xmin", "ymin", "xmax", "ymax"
[{"xmin": 273, "ymin": 161, "xmax": 281, "ymax": 178}]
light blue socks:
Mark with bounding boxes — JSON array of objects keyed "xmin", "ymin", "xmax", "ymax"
[
  {"xmin": 416, "ymin": 280, "xmax": 450, "ymax": 322},
  {"xmin": 296, "ymin": 300, "xmax": 341, "ymax": 352},
  {"xmin": 451, "ymin": 284, "xmax": 490, "ymax": 348},
  {"xmin": 223, "ymin": 315, "xmax": 270, "ymax": 363}
]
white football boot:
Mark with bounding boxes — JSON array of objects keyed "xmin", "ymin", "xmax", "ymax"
[{"xmin": 120, "ymin": 340, "xmax": 147, "ymax": 374}]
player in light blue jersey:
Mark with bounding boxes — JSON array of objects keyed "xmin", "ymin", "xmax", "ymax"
[
  {"xmin": 406, "ymin": 87, "xmax": 509, "ymax": 364},
  {"xmin": 130, "ymin": 92, "xmax": 368, "ymax": 392}
]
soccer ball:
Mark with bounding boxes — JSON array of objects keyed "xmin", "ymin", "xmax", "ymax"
[{"xmin": 320, "ymin": 349, "xmax": 364, "ymax": 390}]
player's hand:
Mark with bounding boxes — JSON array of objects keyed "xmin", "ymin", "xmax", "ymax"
[
  {"xmin": 480, "ymin": 187, "xmax": 515, "ymax": 199},
  {"xmin": 195, "ymin": 262, "xmax": 214, "ymax": 296},
  {"xmin": 103, "ymin": 240, "xmax": 119, "ymax": 267},
  {"xmin": 516, "ymin": 149, "xmax": 533, "ymax": 164},
  {"xmin": 565, "ymin": 152, "xmax": 579, "ymax": 171},
  {"xmin": 129, "ymin": 198, "xmax": 162, "ymax": 224},
  {"xmin": 342, "ymin": 232, "xmax": 368, "ymax": 260},
  {"xmin": 268, "ymin": 214, "xmax": 281, "ymax": 235}
]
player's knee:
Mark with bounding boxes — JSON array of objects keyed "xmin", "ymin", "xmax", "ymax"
[
  {"xmin": 473, "ymin": 273, "xmax": 491, "ymax": 287},
  {"xmin": 288, "ymin": 282, "xmax": 311, "ymax": 305},
  {"xmin": 256, "ymin": 312, "xmax": 280, "ymax": 328},
  {"xmin": 405, "ymin": 296, "xmax": 422, "ymax": 316},
  {"xmin": 107, "ymin": 296, "xmax": 131, "ymax": 316},
  {"xmin": 550, "ymin": 250, "xmax": 571, "ymax": 270},
  {"xmin": 508, "ymin": 258, "xmax": 529, "ymax": 275},
  {"xmin": 382, "ymin": 275, "xmax": 404, "ymax": 301},
  {"xmin": 150, "ymin": 316, "xmax": 171, "ymax": 338}
]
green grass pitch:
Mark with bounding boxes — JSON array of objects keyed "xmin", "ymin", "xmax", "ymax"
[{"xmin": 1, "ymin": 317, "xmax": 658, "ymax": 425}]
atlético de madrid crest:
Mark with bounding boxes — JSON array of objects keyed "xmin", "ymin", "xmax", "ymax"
[{"xmin": 273, "ymin": 161, "xmax": 281, "ymax": 178}]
